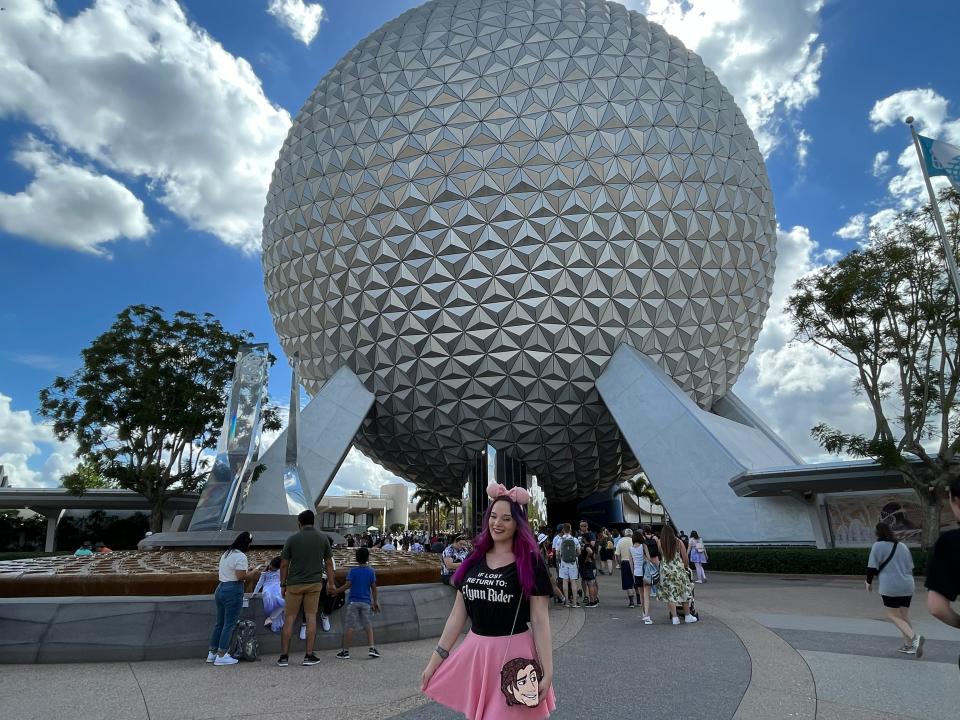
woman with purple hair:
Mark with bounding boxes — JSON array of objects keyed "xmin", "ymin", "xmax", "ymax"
[{"xmin": 421, "ymin": 483, "xmax": 557, "ymax": 718}]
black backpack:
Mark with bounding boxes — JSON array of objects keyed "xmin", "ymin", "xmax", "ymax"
[{"xmin": 229, "ymin": 619, "xmax": 260, "ymax": 661}]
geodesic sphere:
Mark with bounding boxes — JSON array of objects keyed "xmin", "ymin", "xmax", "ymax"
[{"xmin": 262, "ymin": 0, "xmax": 776, "ymax": 501}]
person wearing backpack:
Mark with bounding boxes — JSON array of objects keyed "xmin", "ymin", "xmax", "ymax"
[
  {"xmin": 557, "ymin": 524, "xmax": 581, "ymax": 608},
  {"xmin": 207, "ymin": 531, "xmax": 262, "ymax": 666},
  {"xmin": 867, "ymin": 522, "xmax": 922, "ymax": 656}
]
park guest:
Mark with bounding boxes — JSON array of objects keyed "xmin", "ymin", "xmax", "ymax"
[
  {"xmin": 253, "ymin": 556, "xmax": 284, "ymax": 632},
  {"xmin": 642, "ymin": 525, "xmax": 661, "ymax": 599},
  {"xmin": 421, "ymin": 483, "xmax": 556, "ymax": 718},
  {"xmin": 925, "ymin": 476, "xmax": 960, "ymax": 670},
  {"xmin": 207, "ymin": 531, "xmax": 261, "ymax": 666},
  {"xmin": 94, "ymin": 541, "xmax": 112, "ymax": 554},
  {"xmin": 333, "ymin": 546, "xmax": 381, "ymax": 659},
  {"xmin": 580, "ymin": 537, "xmax": 599, "ymax": 607},
  {"xmin": 440, "ymin": 535, "xmax": 469, "ymax": 585},
  {"xmin": 556, "ymin": 524, "xmax": 581, "ymax": 607},
  {"xmin": 74, "ymin": 541, "xmax": 94, "ymax": 557},
  {"xmin": 277, "ymin": 510, "xmax": 335, "ymax": 667},
  {"xmin": 867, "ymin": 522, "xmax": 922, "ymax": 655},
  {"xmin": 615, "ymin": 528, "xmax": 635, "ymax": 607},
  {"xmin": 629, "ymin": 531, "xmax": 647, "ymax": 616},
  {"xmin": 688, "ymin": 531, "xmax": 708, "ymax": 583},
  {"xmin": 658, "ymin": 526, "xmax": 697, "ymax": 625}
]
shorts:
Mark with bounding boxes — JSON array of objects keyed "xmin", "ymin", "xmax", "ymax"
[
  {"xmin": 600, "ymin": 548, "xmax": 614, "ymax": 562},
  {"xmin": 881, "ymin": 594, "xmax": 912, "ymax": 609},
  {"xmin": 345, "ymin": 601, "xmax": 373, "ymax": 630},
  {"xmin": 620, "ymin": 560, "xmax": 634, "ymax": 590},
  {"xmin": 581, "ymin": 568, "xmax": 597, "ymax": 582},
  {"xmin": 284, "ymin": 582, "xmax": 322, "ymax": 618},
  {"xmin": 558, "ymin": 561, "xmax": 579, "ymax": 581}
]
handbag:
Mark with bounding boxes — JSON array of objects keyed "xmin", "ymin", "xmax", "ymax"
[{"xmin": 499, "ymin": 593, "xmax": 543, "ymax": 708}]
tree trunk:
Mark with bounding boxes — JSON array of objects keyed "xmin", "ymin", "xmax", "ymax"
[
  {"xmin": 149, "ymin": 499, "xmax": 165, "ymax": 533},
  {"xmin": 918, "ymin": 488, "xmax": 943, "ymax": 550}
]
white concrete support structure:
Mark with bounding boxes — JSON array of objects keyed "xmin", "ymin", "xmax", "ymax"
[
  {"xmin": 234, "ymin": 367, "xmax": 375, "ymax": 531},
  {"xmin": 380, "ymin": 483, "xmax": 410, "ymax": 531},
  {"xmin": 597, "ymin": 344, "xmax": 815, "ymax": 545}
]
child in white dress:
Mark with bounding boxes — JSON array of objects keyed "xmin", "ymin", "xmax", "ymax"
[{"xmin": 253, "ymin": 556, "xmax": 284, "ymax": 632}]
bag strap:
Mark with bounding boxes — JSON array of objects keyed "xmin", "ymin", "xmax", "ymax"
[{"xmin": 877, "ymin": 540, "xmax": 900, "ymax": 574}]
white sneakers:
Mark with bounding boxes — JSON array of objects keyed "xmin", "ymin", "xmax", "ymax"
[
  {"xmin": 205, "ymin": 651, "xmax": 216, "ymax": 663},
  {"xmin": 321, "ymin": 613, "xmax": 331, "ymax": 632},
  {"xmin": 642, "ymin": 615, "xmax": 653, "ymax": 625},
  {"xmin": 672, "ymin": 617, "xmax": 680, "ymax": 625},
  {"xmin": 213, "ymin": 653, "xmax": 239, "ymax": 666},
  {"xmin": 685, "ymin": 615, "xmax": 699, "ymax": 624}
]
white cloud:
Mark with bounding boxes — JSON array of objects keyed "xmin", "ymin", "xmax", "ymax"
[
  {"xmin": 327, "ymin": 447, "xmax": 412, "ymax": 498},
  {"xmin": 796, "ymin": 128, "xmax": 812, "ymax": 168},
  {"xmin": 0, "ymin": 392, "xmax": 79, "ymax": 488},
  {"xmin": 869, "ymin": 88, "xmax": 948, "ymax": 134},
  {"xmin": 872, "ymin": 150, "xmax": 890, "ymax": 177},
  {"xmin": 0, "ymin": 0, "xmax": 291, "ymax": 253},
  {"xmin": 0, "ymin": 138, "xmax": 150, "ymax": 256},
  {"xmin": 267, "ymin": 0, "xmax": 325, "ymax": 45},
  {"xmin": 626, "ymin": 0, "xmax": 825, "ymax": 157},
  {"xmin": 733, "ymin": 226, "xmax": 871, "ymax": 461},
  {"xmin": 834, "ymin": 212, "xmax": 867, "ymax": 241},
  {"xmin": 864, "ymin": 89, "xmax": 959, "ymax": 230}
]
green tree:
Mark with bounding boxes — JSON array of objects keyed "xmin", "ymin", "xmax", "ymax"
[
  {"xmin": 787, "ymin": 189, "xmax": 960, "ymax": 548},
  {"xmin": 412, "ymin": 487, "xmax": 453, "ymax": 536},
  {"xmin": 614, "ymin": 472, "xmax": 661, "ymax": 526},
  {"xmin": 61, "ymin": 458, "xmax": 114, "ymax": 495},
  {"xmin": 39, "ymin": 305, "xmax": 281, "ymax": 532}
]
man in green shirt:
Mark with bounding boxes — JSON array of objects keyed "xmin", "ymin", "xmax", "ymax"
[{"xmin": 278, "ymin": 509, "xmax": 335, "ymax": 667}]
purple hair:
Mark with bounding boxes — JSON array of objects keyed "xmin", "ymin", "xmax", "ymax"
[{"xmin": 452, "ymin": 496, "xmax": 541, "ymax": 597}]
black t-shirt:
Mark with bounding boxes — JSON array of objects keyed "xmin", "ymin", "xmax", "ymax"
[
  {"xmin": 646, "ymin": 537, "xmax": 660, "ymax": 559},
  {"xmin": 455, "ymin": 556, "xmax": 553, "ymax": 637},
  {"xmin": 925, "ymin": 527, "xmax": 960, "ymax": 601}
]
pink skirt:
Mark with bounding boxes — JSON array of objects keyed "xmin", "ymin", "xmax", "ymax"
[{"xmin": 424, "ymin": 629, "xmax": 556, "ymax": 720}]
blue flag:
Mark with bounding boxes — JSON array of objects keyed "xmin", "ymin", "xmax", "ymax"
[{"xmin": 918, "ymin": 134, "xmax": 960, "ymax": 189}]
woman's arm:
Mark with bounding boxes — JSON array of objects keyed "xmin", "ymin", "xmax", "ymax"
[
  {"xmin": 421, "ymin": 591, "xmax": 469, "ymax": 690},
  {"xmin": 679, "ymin": 541, "xmax": 690, "ymax": 569},
  {"xmin": 529, "ymin": 595, "xmax": 554, "ymax": 701}
]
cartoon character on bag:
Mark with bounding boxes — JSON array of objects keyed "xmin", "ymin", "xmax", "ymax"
[{"xmin": 500, "ymin": 657, "xmax": 543, "ymax": 707}]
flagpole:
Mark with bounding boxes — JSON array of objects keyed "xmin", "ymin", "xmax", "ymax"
[{"xmin": 906, "ymin": 116, "xmax": 960, "ymax": 303}]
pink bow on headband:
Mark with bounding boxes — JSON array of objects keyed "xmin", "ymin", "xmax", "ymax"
[{"xmin": 486, "ymin": 482, "xmax": 530, "ymax": 506}]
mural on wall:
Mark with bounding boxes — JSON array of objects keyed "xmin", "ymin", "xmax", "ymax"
[{"xmin": 826, "ymin": 491, "xmax": 953, "ymax": 547}]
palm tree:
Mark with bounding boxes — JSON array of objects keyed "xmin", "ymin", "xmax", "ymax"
[
  {"xmin": 614, "ymin": 473, "xmax": 662, "ymax": 526},
  {"xmin": 412, "ymin": 487, "xmax": 453, "ymax": 536}
]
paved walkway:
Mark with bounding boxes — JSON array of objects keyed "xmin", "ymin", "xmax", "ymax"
[{"xmin": 1, "ymin": 572, "xmax": 957, "ymax": 720}]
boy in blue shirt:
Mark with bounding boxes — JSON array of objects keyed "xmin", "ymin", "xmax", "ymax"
[{"xmin": 333, "ymin": 547, "xmax": 380, "ymax": 659}]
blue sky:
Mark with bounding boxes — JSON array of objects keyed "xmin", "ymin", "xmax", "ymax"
[{"xmin": 1, "ymin": 0, "xmax": 958, "ymax": 491}]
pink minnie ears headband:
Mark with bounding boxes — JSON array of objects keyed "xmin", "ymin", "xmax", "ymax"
[{"xmin": 486, "ymin": 482, "xmax": 530, "ymax": 506}]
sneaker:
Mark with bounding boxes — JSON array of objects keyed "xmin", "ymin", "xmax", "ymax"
[
  {"xmin": 573, "ymin": 603, "xmax": 582, "ymax": 608},
  {"xmin": 628, "ymin": 601, "xmax": 635, "ymax": 608},
  {"xmin": 276, "ymin": 654, "xmax": 289, "ymax": 667},
  {"xmin": 205, "ymin": 651, "xmax": 216, "ymax": 663},
  {"xmin": 672, "ymin": 617, "xmax": 680, "ymax": 625},
  {"xmin": 912, "ymin": 635, "xmax": 925, "ymax": 658},
  {"xmin": 684, "ymin": 614, "xmax": 699, "ymax": 624},
  {"xmin": 368, "ymin": 647, "xmax": 381, "ymax": 658},
  {"xmin": 321, "ymin": 614, "xmax": 331, "ymax": 633},
  {"xmin": 213, "ymin": 654, "xmax": 238, "ymax": 666},
  {"xmin": 897, "ymin": 644, "xmax": 912, "ymax": 653},
  {"xmin": 643, "ymin": 615, "xmax": 653, "ymax": 625},
  {"xmin": 336, "ymin": 649, "xmax": 350, "ymax": 660},
  {"xmin": 302, "ymin": 653, "xmax": 321, "ymax": 666}
]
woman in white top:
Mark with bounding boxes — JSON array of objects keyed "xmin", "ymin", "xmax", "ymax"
[{"xmin": 207, "ymin": 531, "xmax": 261, "ymax": 666}]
